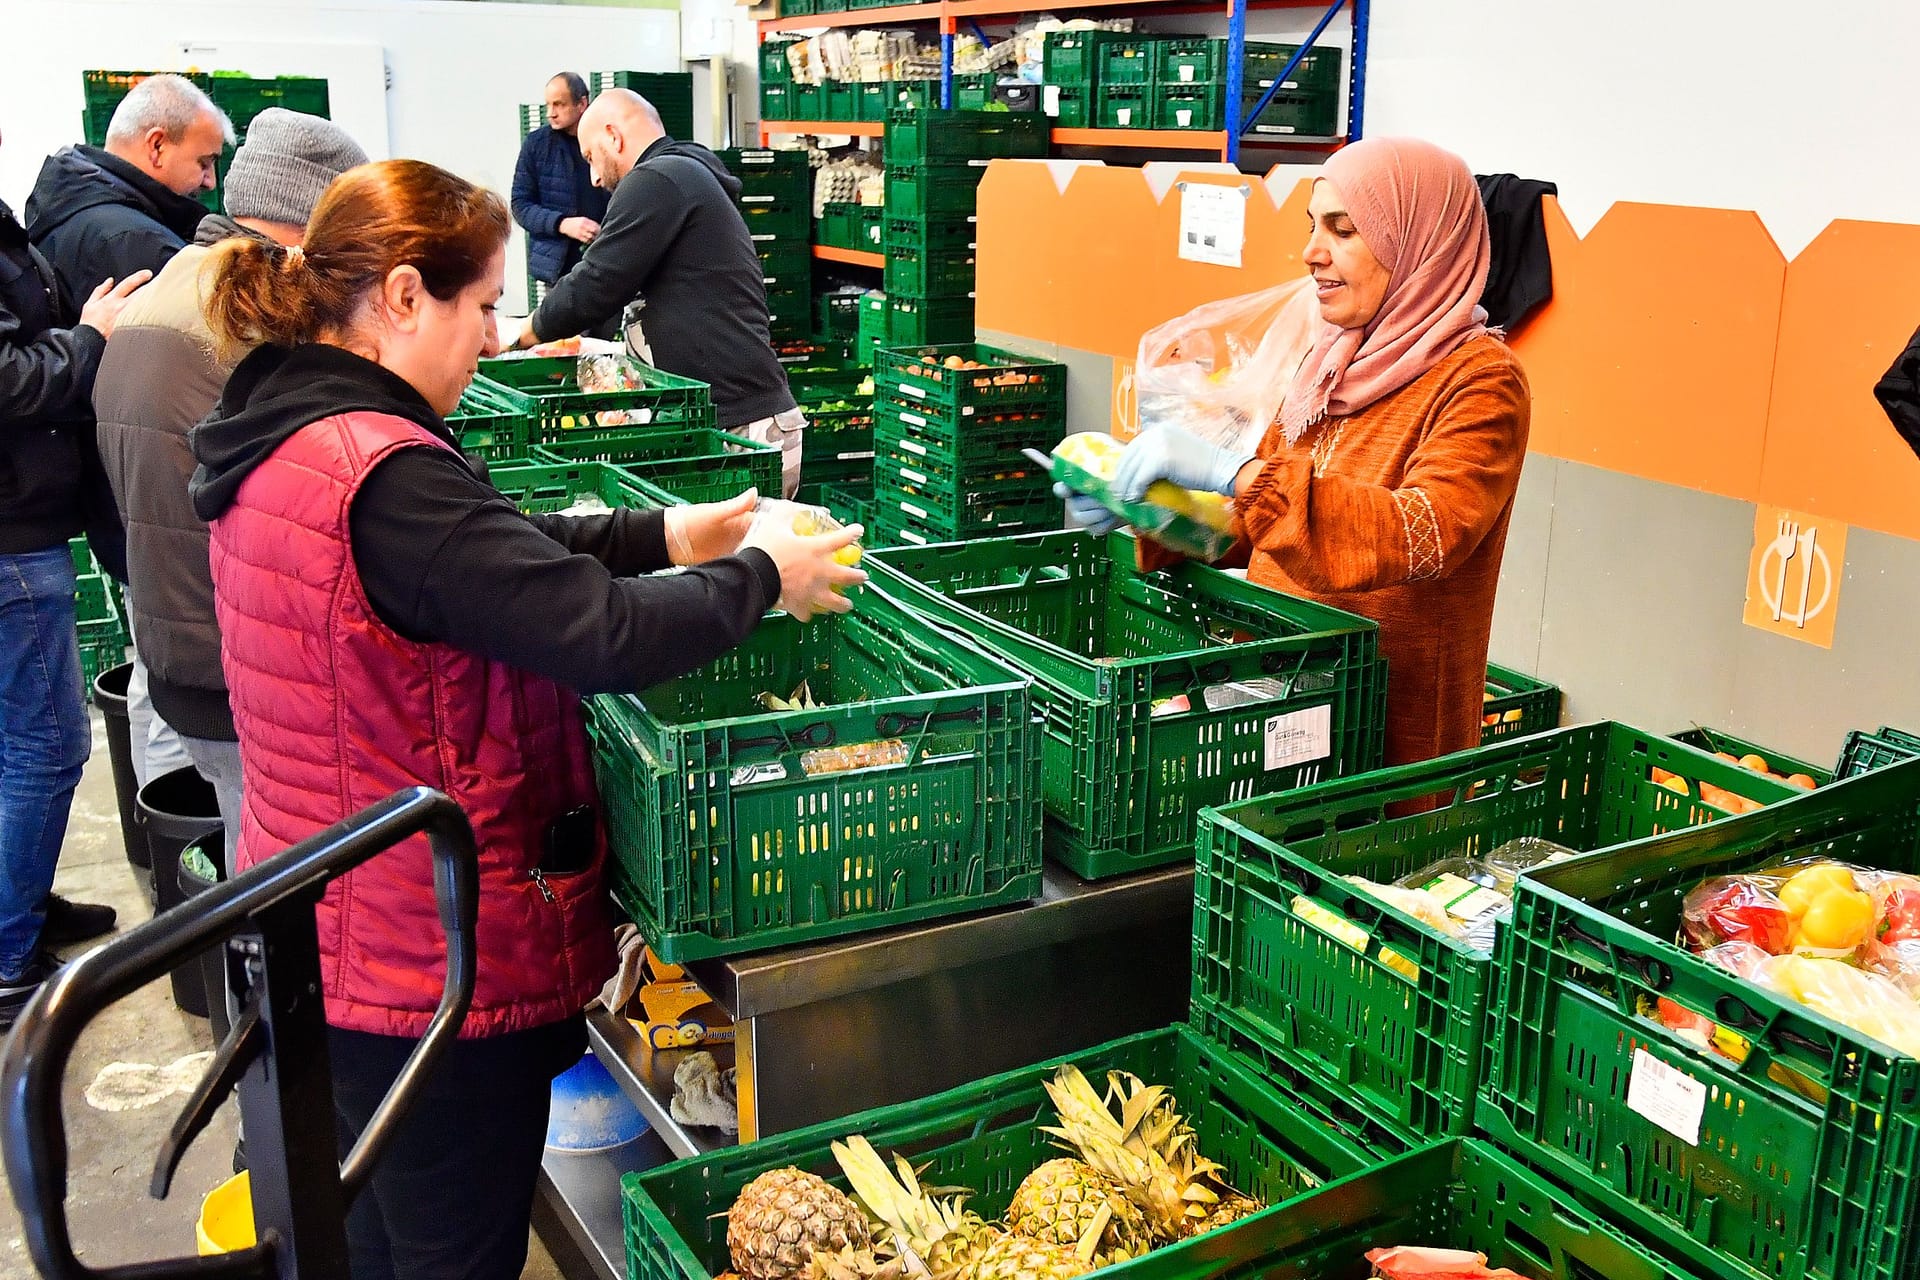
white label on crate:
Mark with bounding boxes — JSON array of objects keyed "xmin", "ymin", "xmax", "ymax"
[
  {"xmin": 897, "ymin": 437, "xmax": 928, "ymax": 456},
  {"xmin": 730, "ymin": 763, "xmax": 789, "ymax": 786},
  {"xmin": 1627, "ymin": 1049, "xmax": 1706, "ymax": 1146},
  {"xmin": 902, "ymin": 411, "xmax": 928, "ymax": 427},
  {"xmin": 1176, "ymin": 108, "xmax": 1193, "ymax": 127},
  {"xmin": 1262, "ymin": 704, "xmax": 1331, "ymax": 771},
  {"xmin": 742, "ymin": 194, "xmax": 774, "ymax": 204},
  {"xmin": 898, "ymin": 383, "xmax": 928, "ymax": 399},
  {"xmin": 1180, "ymin": 65, "xmax": 1196, "ymax": 83},
  {"xmin": 901, "ymin": 501, "xmax": 929, "ymax": 519},
  {"xmin": 1118, "ymin": 107, "xmax": 1133, "ymax": 125},
  {"xmin": 836, "ymin": 451, "xmax": 877, "ymax": 461},
  {"xmin": 967, "ymin": 159, "xmax": 990, "ymax": 168},
  {"xmin": 1044, "ymin": 85, "xmax": 1062, "ymax": 117},
  {"xmin": 899, "ymin": 466, "xmax": 928, "ymax": 484},
  {"xmin": 900, "ymin": 528, "xmax": 928, "ymax": 544}
]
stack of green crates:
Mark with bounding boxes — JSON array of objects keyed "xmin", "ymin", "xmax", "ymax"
[
  {"xmin": 868, "ymin": 343, "xmax": 1064, "ymax": 545},
  {"xmin": 1033, "ymin": 36, "xmax": 1342, "ymax": 136},
  {"xmin": 880, "ymin": 111, "xmax": 1046, "ymax": 348},
  {"xmin": 1040, "ymin": 30, "xmax": 1130, "ymax": 128},
  {"xmin": 446, "ymin": 379, "xmax": 536, "ymax": 464},
  {"xmin": 814, "ymin": 203, "xmax": 882, "ymax": 252},
  {"xmin": 1239, "ymin": 41, "xmax": 1345, "ymax": 138},
  {"xmin": 591, "ymin": 71, "xmax": 693, "ymax": 140},
  {"xmin": 788, "ymin": 359, "xmax": 874, "ymax": 486},
  {"xmin": 718, "ymin": 149, "xmax": 812, "ymax": 342},
  {"xmin": 83, "ymin": 70, "xmax": 330, "ymax": 214},
  {"xmin": 854, "ymin": 290, "xmax": 888, "ymax": 368},
  {"xmin": 1480, "ymin": 662, "xmax": 1562, "ymax": 741}
]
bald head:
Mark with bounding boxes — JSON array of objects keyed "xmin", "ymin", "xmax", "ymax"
[{"xmin": 576, "ymin": 89, "xmax": 665, "ymax": 190}]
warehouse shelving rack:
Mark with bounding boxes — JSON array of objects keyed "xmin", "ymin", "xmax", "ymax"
[{"xmin": 756, "ymin": 0, "xmax": 1367, "ymax": 163}]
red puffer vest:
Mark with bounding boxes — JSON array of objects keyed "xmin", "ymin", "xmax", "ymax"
[{"xmin": 208, "ymin": 411, "xmax": 614, "ymax": 1038}]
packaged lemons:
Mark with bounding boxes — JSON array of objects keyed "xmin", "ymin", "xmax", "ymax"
[
  {"xmin": 752, "ymin": 499, "xmax": 863, "ymax": 602},
  {"xmin": 1040, "ymin": 432, "xmax": 1238, "ymax": 561}
]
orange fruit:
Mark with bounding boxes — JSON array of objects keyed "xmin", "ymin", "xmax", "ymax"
[
  {"xmin": 1786, "ymin": 774, "xmax": 1818, "ymax": 791},
  {"xmin": 1739, "ymin": 754, "xmax": 1770, "ymax": 774}
]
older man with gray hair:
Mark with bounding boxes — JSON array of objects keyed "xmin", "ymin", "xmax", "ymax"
[{"xmin": 26, "ymin": 73, "xmax": 233, "ymax": 316}]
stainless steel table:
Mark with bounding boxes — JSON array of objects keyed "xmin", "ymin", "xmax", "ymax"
[{"xmin": 535, "ymin": 861, "xmax": 1195, "ymax": 1273}]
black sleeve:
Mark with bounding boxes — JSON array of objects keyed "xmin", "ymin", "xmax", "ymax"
[
  {"xmin": 349, "ymin": 446, "xmax": 779, "ymax": 695},
  {"xmin": 522, "ymin": 504, "xmax": 672, "ymax": 577},
  {"xmin": 0, "ymin": 309, "xmax": 104, "ymax": 426},
  {"xmin": 529, "ymin": 167, "xmax": 686, "ymax": 342}
]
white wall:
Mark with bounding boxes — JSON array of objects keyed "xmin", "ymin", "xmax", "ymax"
[
  {"xmin": 1364, "ymin": 0, "xmax": 1920, "ymax": 256},
  {"xmin": 1, "ymin": 0, "xmax": 680, "ymax": 312}
]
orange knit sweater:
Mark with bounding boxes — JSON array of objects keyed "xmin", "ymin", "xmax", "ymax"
[{"xmin": 1235, "ymin": 335, "xmax": 1532, "ymax": 766}]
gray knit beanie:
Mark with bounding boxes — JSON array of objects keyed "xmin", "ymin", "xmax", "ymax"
[{"xmin": 223, "ymin": 109, "xmax": 369, "ymax": 226}]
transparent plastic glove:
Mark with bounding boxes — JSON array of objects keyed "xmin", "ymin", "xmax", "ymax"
[
  {"xmin": 1112, "ymin": 424, "xmax": 1253, "ymax": 502},
  {"xmin": 1054, "ymin": 482, "xmax": 1124, "ymax": 536}
]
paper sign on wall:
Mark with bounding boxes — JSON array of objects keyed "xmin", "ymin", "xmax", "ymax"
[
  {"xmin": 1177, "ymin": 182, "xmax": 1248, "ymax": 268},
  {"xmin": 1743, "ymin": 503, "xmax": 1848, "ymax": 649}
]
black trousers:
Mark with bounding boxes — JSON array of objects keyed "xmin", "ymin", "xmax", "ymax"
[{"xmin": 330, "ymin": 1016, "xmax": 586, "ymax": 1280}]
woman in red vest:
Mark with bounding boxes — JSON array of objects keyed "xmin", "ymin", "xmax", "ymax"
[{"xmin": 187, "ymin": 158, "xmax": 863, "ymax": 1280}]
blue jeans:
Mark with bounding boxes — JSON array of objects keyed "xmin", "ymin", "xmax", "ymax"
[{"xmin": 0, "ymin": 547, "xmax": 91, "ymax": 977}]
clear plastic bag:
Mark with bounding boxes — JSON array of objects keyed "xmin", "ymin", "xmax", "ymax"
[
  {"xmin": 1132, "ymin": 277, "xmax": 1320, "ymax": 452},
  {"xmin": 577, "ymin": 352, "xmax": 650, "ymax": 394}
]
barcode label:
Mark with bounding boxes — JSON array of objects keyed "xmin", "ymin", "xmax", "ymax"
[
  {"xmin": 1263, "ymin": 705, "xmax": 1331, "ymax": 771},
  {"xmin": 1627, "ymin": 1048, "xmax": 1706, "ymax": 1146}
]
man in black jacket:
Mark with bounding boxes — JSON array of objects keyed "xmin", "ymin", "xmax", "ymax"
[
  {"xmin": 0, "ymin": 123, "xmax": 149, "ymax": 1028},
  {"xmin": 26, "ymin": 73, "xmax": 231, "ymax": 316},
  {"xmin": 514, "ymin": 90, "xmax": 805, "ymax": 496}
]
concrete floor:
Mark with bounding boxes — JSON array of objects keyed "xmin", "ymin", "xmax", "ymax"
[{"xmin": 0, "ymin": 709, "xmax": 565, "ymax": 1280}]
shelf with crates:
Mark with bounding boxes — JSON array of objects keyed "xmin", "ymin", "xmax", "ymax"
[{"xmin": 754, "ymin": 0, "xmax": 1366, "ymax": 163}]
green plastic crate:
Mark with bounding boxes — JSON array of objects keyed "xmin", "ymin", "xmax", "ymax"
[
  {"xmin": 801, "ymin": 406, "xmax": 874, "ymax": 465},
  {"xmin": 738, "ymin": 197, "xmax": 811, "ymax": 245},
  {"xmin": 759, "ymin": 249, "xmax": 812, "ymax": 296},
  {"xmin": 1157, "ymin": 86, "xmax": 1221, "ymax": 132},
  {"xmin": 1243, "ymin": 42, "xmax": 1346, "ymax": 95},
  {"xmin": 886, "ymin": 294, "xmax": 974, "ymax": 346},
  {"xmin": 881, "ymin": 241, "xmax": 975, "ymax": 297},
  {"xmin": 788, "ymin": 363, "xmax": 872, "ymax": 406},
  {"xmin": 1481, "ymin": 662, "xmax": 1562, "ymax": 741},
  {"xmin": 951, "ymin": 73, "xmax": 994, "ymax": 111},
  {"xmin": 876, "ymin": 343, "xmax": 1066, "ymax": 418},
  {"xmin": 868, "ymin": 467, "xmax": 1057, "ymax": 545},
  {"xmin": 1095, "ymin": 85, "xmax": 1154, "ymax": 129},
  {"xmin": 881, "ymin": 214, "xmax": 977, "ymax": 254},
  {"xmin": 586, "ymin": 585, "xmax": 1043, "ymax": 961},
  {"xmin": 473, "ymin": 359, "xmax": 714, "ymax": 442},
  {"xmin": 760, "ymin": 39, "xmax": 800, "ymax": 85},
  {"xmin": 1835, "ymin": 725, "xmax": 1920, "ymax": 779},
  {"xmin": 868, "ymin": 532, "xmax": 1387, "ymax": 877},
  {"xmin": 1485, "ymin": 756, "xmax": 1920, "ymax": 1280},
  {"xmin": 1158, "ymin": 38, "xmax": 1225, "ymax": 86},
  {"xmin": 814, "ymin": 290, "xmax": 865, "ymax": 341},
  {"xmin": 485, "ymin": 460, "xmax": 681, "ymax": 514},
  {"xmin": 207, "ymin": 75, "xmax": 331, "ymax": 125},
  {"xmin": 1049, "ymin": 84, "xmax": 1092, "ymax": 128},
  {"xmin": 815, "ymin": 202, "xmax": 860, "ymax": 250},
  {"xmin": 885, "ymin": 163, "xmax": 986, "ymax": 219},
  {"xmin": 779, "ymin": 0, "xmax": 815, "ymax": 14},
  {"xmin": 825, "ymin": 81, "xmax": 859, "ymax": 122},
  {"xmin": 446, "ymin": 379, "xmax": 535, "ymax": 463},
  {"xmin": 874, "ymin": 399, "xmax": 1060, "ymax": 476},
  {"xmin": 789, "ymin": 82, "xmax": 827, "ymax": 120},
  {"xmin": 591, "ymin": 71, "xmax": 694, "ymax": 138},
  {"xmin": 1186, "ymin": 1138, "xmax": 1698, "ymax": 1280},
  {"xmin": 1195, "ymin": 721, "xmax": 1797, "ymax": 1147},
  {"xmin": 1240, "ymin": 90, "xmax": 1340, "ymax": 139},
  {"xmin": 814, "ymin": 477, "xmax": 873, "ymax": 528},
  {"xmin": 855, "ymin": 290, "xmax": 889, "ymax": 366},
  {"xmin": 1098, "ymin": 38, "xmax": 1165, "ymax": 86},
  {"xmin": 856, "ymin": 82, "xmax": 894, "ymax": 122},
  {"xmin": 1041, "ymin": 30, "xmax": 1128, "ymax": 87},
  {"xmin": 621, "ymin": 1024, "xmax": 1381, "ymax": 1280},
  {"xmin": 532, "ymin": 428, "xmax": 780, "ymax": 505},
  {"xmin": 759, "ymin": 83, "xmax": 792, "ymax": 121},
  {"xmin": 1669, "ymin": 725, "xmax": 1832, "ymax": 785},
  {"xmin": 890, "ymin": 80, "xmax": 940, "ymax": 112},
  {"xmin": 884, "ymin": 108, "xmax": 1049, "ymax": 161},
  {"xmin": 718, "ymin": 148, "xmax": 811, "ymax": 202}
]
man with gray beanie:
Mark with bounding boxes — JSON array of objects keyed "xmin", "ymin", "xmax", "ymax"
[{"xmin": 92, "ymin": 108, "xmax": 369, "ymax": 867}]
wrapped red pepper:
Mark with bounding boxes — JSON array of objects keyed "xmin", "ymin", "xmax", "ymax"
[
  {"xmin": 1682, "ymin": 877, "xmax": 1793, "ymax": 954},
  {"xmin": 1366, "ymin": 1247, "xmax": 1536, "ymax": 1279}
]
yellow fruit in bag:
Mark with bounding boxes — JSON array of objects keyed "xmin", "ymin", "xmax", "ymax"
[{"xmin": 1048, "ymin": 432, "xmax": 1237, "ymax": 560}]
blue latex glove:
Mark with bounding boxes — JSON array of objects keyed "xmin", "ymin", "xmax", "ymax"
[
  {"xmin": 1111, "ymin": 425, "xmax": 1253, "ymax": 503},
  {"xmin": 1054, "ymin": 482, "xmax": 1124, "ymax": 536}
]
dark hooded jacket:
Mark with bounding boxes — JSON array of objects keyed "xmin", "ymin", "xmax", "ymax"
[
  {"xmin": 0, "ymin": 197, "xmax": 122, "ymax": 565},
  {"xmin": 189, "ymin": 343, "xmax": 779, "ymax": 696},
  {"xmin": 528, "ymin": 136, "xmax": 794, "ymax": 428},
  {"xmin": 25, "ymin": 145, "xmax": 207, "ymax": 317}
]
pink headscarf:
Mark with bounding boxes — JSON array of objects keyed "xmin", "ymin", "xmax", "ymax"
[{"xmin": 1278, "ymin": 137, "xmax": 1492, "ymax": 440}]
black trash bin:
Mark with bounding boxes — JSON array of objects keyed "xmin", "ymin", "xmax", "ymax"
[
  {"xmin": 135, "ymin": 767, "xmax": 221, "ymax": 1018},
  {"xmin": 91, "ymin": 663, "xmax": 148, "ymax": 870},
  {"xmin": 174, "ymin": 834, "xmax": 230, "ymax": 1043}
]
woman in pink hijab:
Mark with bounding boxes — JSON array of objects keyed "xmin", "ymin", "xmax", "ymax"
[{"xmin": 1104, "ymin": 136, "xmax": 1532, "ymax": 767}]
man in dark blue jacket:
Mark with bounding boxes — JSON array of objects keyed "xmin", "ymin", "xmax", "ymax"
[
  {"xmin": 0, "ymin": 122, "xmax": 149, "ymax": 1028},
  {"xmin": 511, "ymin": 73, "xmax": 610, "ymax": 289}
]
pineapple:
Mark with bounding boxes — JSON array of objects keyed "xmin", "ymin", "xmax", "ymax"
[
  {"xmin": 962, "ymin": 1232, "xmax": 1091, "ymax": 1280},
  {"xmin": 729, "ymin": 1167, "xmax": 872, "ymax": 1280},
  {"xmin": 807, "ymin": 1247, "xmax": 907, "ymax": 1280},
  {"xmin": 1189, "ymin": 1192, "xmax": 1262, "ymax": 1235},
  {"xmin": 1005, "ymin": 1159, "xmax": 1149, "ymax": 1265},
  {"xmin": 1041, "ymin": 1068, "xmax": 1261, "ymax": 1243},
  {"xmin": 831, "ymin": 1136, "xmax": 1000, "ymax": 1280}
]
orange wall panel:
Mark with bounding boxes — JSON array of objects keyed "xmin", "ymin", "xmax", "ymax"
[
  {"xmin": 1509, "ymin": 202, "xmax": 1784, "ymax": 501},
  {"xmin": 1758, "ymin": 220, "xmax": 1920, "ymax": 542}
]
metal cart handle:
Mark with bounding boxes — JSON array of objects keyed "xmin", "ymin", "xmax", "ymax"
[{"xmin": 1, "ymin": 786, "xmax": 481, "ymax": 1280}]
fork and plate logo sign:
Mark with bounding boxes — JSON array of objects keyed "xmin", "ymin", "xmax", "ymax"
[{"xmin": 1743, "ymin": 504, "xmax": 1848, "ymax": 648}]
